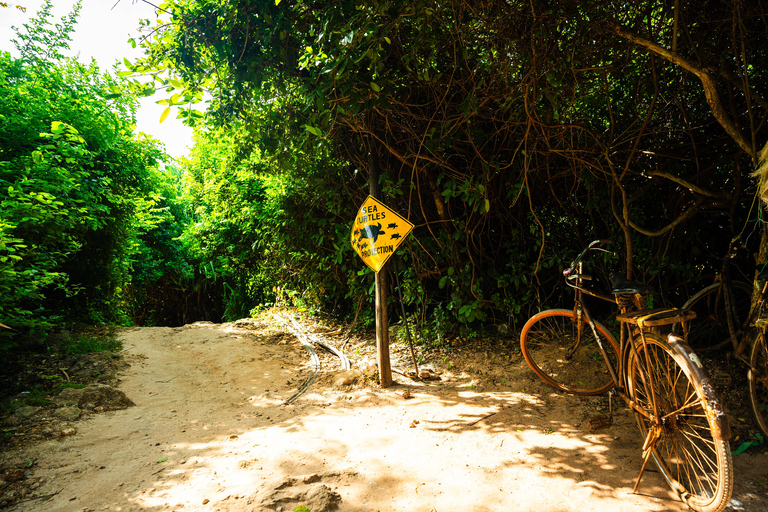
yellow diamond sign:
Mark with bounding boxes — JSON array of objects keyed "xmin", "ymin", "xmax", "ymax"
[{"xmin": 351, "ymin": 196, "xmax": 414, "ymax": 273}]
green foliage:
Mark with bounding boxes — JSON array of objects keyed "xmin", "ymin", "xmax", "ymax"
[
  {"xmin": 0, "ymin": 0, "xmax": 165, "ymax": 348},
  {"xmin": 167, "ymin": 125, "xmax": 357, "ymax": 320},
  {"xmin": 11, "ymin": 0, "xmax": 81, "ymax": 66},
  {"xmin": 110, "ymin": 0, "xmax": 768, "ymax": 339}
]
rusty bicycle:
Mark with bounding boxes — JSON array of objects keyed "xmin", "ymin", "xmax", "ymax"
[{"xmin": 520, "ymin": 240, "xmax": 733, "ymax": 512}]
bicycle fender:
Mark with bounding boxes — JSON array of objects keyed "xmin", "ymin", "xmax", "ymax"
[{"xmin": 667, "ymin": 333, "xmax": 731, "ymax": 441}]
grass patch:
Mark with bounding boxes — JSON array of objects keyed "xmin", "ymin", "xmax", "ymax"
[
  {"xmin": 23, "ymin": 389, "xmax": 52, "ymax": 407},
  {"xmin": 64, "ymin": 332, "xmax": 122, "ymax": 355}
]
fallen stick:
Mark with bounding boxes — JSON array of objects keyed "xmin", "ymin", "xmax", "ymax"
[{"xmin": 467, "ymin": 411, "xmax": 499, "ymax": 426}]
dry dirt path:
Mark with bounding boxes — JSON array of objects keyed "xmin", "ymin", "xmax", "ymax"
[{"xmin": 6, "ymin": 314, "xmax": 768, "ymax": 512}]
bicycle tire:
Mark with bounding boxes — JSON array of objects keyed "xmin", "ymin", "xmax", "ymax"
[
  {"xmin": 680, "ymin": 281, "xmax": 752, "ymax": 351},
  {"xmin": 627, "ymin": 333, "xmax": 733, "ymax": 512},
  {"xmin": 520, "ymin": 309, "xmax": 619, "ymax": 395},
  {"xmin": 749, "ymin": 331, "xmax": 768, "ymax": 439}
]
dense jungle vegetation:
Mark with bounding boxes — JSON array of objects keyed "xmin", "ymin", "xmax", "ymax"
[{"xmin": 1, "ymin": 0, "xmax": 768, "ymax": 360}]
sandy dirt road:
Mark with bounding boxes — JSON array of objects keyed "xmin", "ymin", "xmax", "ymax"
[{"xmin": 5, "ymin": 314, "xmax": 768, "ymax": 512}]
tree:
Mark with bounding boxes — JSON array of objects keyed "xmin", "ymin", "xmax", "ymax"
[
  {"xmin": 0, "ymin": 0, "xmax": 165, "ymax": 345},
  {"xmin": 125, "ymin": 0, "xmax": 768, "ymax": 330},
  {"xmin": 171, "ymin": 125, "xmax": 356, "ymax": 320},
  {"xmin": 600, "ymin": 1, "xmax": 768, "ymax": 278}
]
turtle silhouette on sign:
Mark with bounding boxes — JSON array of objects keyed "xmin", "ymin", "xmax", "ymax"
[
  {"xmin": 390, "ymin": 233, "xmax": 401, "ymax": 240},
  {"xmin": 358, "ymin": 223, "xmax": 385, "ymax": 244},
  {"xmin": 387, "ymin": 222, "xmax": 398, "ymax": 230}
]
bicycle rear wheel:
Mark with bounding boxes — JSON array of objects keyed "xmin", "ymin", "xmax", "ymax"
[
  {"xmin": 520, "ymin": 309, "xmax": 619, "ymax": 395},
  {"xmin": 749, "ymin": 332, "xmax": 768, "ymax": 438},
  {"xmin": 627, "ymin": 333, "xmax": 732, "ymax": 512},
  {"xmin": 681, "ymin": 281, "xmax": 752, "ymax": 351}
]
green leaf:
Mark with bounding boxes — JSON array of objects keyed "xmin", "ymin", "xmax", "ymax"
[
  {"xmin": 159, "ymin": 106, "xmax": 171, "ymax": 123},
  {"xmin": 304, "ymin": 125, "xmax": 322, "ymax": 136},
  {"xmin": 370, "ymin": 82, "xmax": 380, "ymax": 92}
]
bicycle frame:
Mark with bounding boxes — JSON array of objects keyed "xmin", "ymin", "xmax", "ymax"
[
  {"xmin": 563, "ymin": 242, "xmax": 718, "ymax": 433},
  {"xmin": 568, "ymin": 276, "xmax": 657, "ymax": 422}
]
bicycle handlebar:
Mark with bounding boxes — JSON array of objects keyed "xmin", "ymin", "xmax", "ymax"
[{"xmin": 563, "ymin": 239, "xmax": 612, "ymax": 277}]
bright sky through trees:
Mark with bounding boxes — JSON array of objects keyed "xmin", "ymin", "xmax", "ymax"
[{"xmin": 0, "ymin": 0, "xmax": 193, "ymax": 159}]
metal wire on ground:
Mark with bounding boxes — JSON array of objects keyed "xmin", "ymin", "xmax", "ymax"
[
  {"xmin": 285, "ymin": 313, "xmax": 351, "ymax": 370},
  {"xmin": 277, "ymin": 312, "xmax": 320, "ymax": 405},
  {"xmin": 275, "ymin": 311, "xmax": 351, "ymax": 405}
]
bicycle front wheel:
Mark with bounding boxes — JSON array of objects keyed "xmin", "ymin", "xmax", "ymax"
[
  {"xmin": 749, "ymin": 332, "xmax": 768, "ymax": 438},
  {"xmin": 682, "ymin": 281, "xmax": 752, "ymax": 351},
  {"xmin": 520, "ymin": 309, "xmax": 619, "ymax": 395},
  {"xmin": 627, "ymin": 333, "xmax": 732, "ymax": 512}
]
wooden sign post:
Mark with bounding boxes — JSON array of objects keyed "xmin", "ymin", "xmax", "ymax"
[{"xmin": 375, "ymin": 271, "xmax": 392, "ymax": 387}]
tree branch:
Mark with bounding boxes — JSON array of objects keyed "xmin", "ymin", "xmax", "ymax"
[
  {"xmin": 607, "ymin": 21, "xmax": 756, "ymax": 160},
  {"xmin": 646, "ymin": 171, "xmax": 732, "ymax": 201},
  {"xmin": 628, "ymin": 196, "xmax": 708, "ymax": 237}
]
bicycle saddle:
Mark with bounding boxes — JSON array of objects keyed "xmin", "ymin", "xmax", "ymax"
[{"xmin": 610, "ymin": 271, "xmax": 654, "ymax": 295}]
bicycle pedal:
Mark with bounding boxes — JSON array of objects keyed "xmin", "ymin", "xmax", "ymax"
[{"xmin": 588, "ymin": 415, "xmax": 612, "ymax": 430}]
